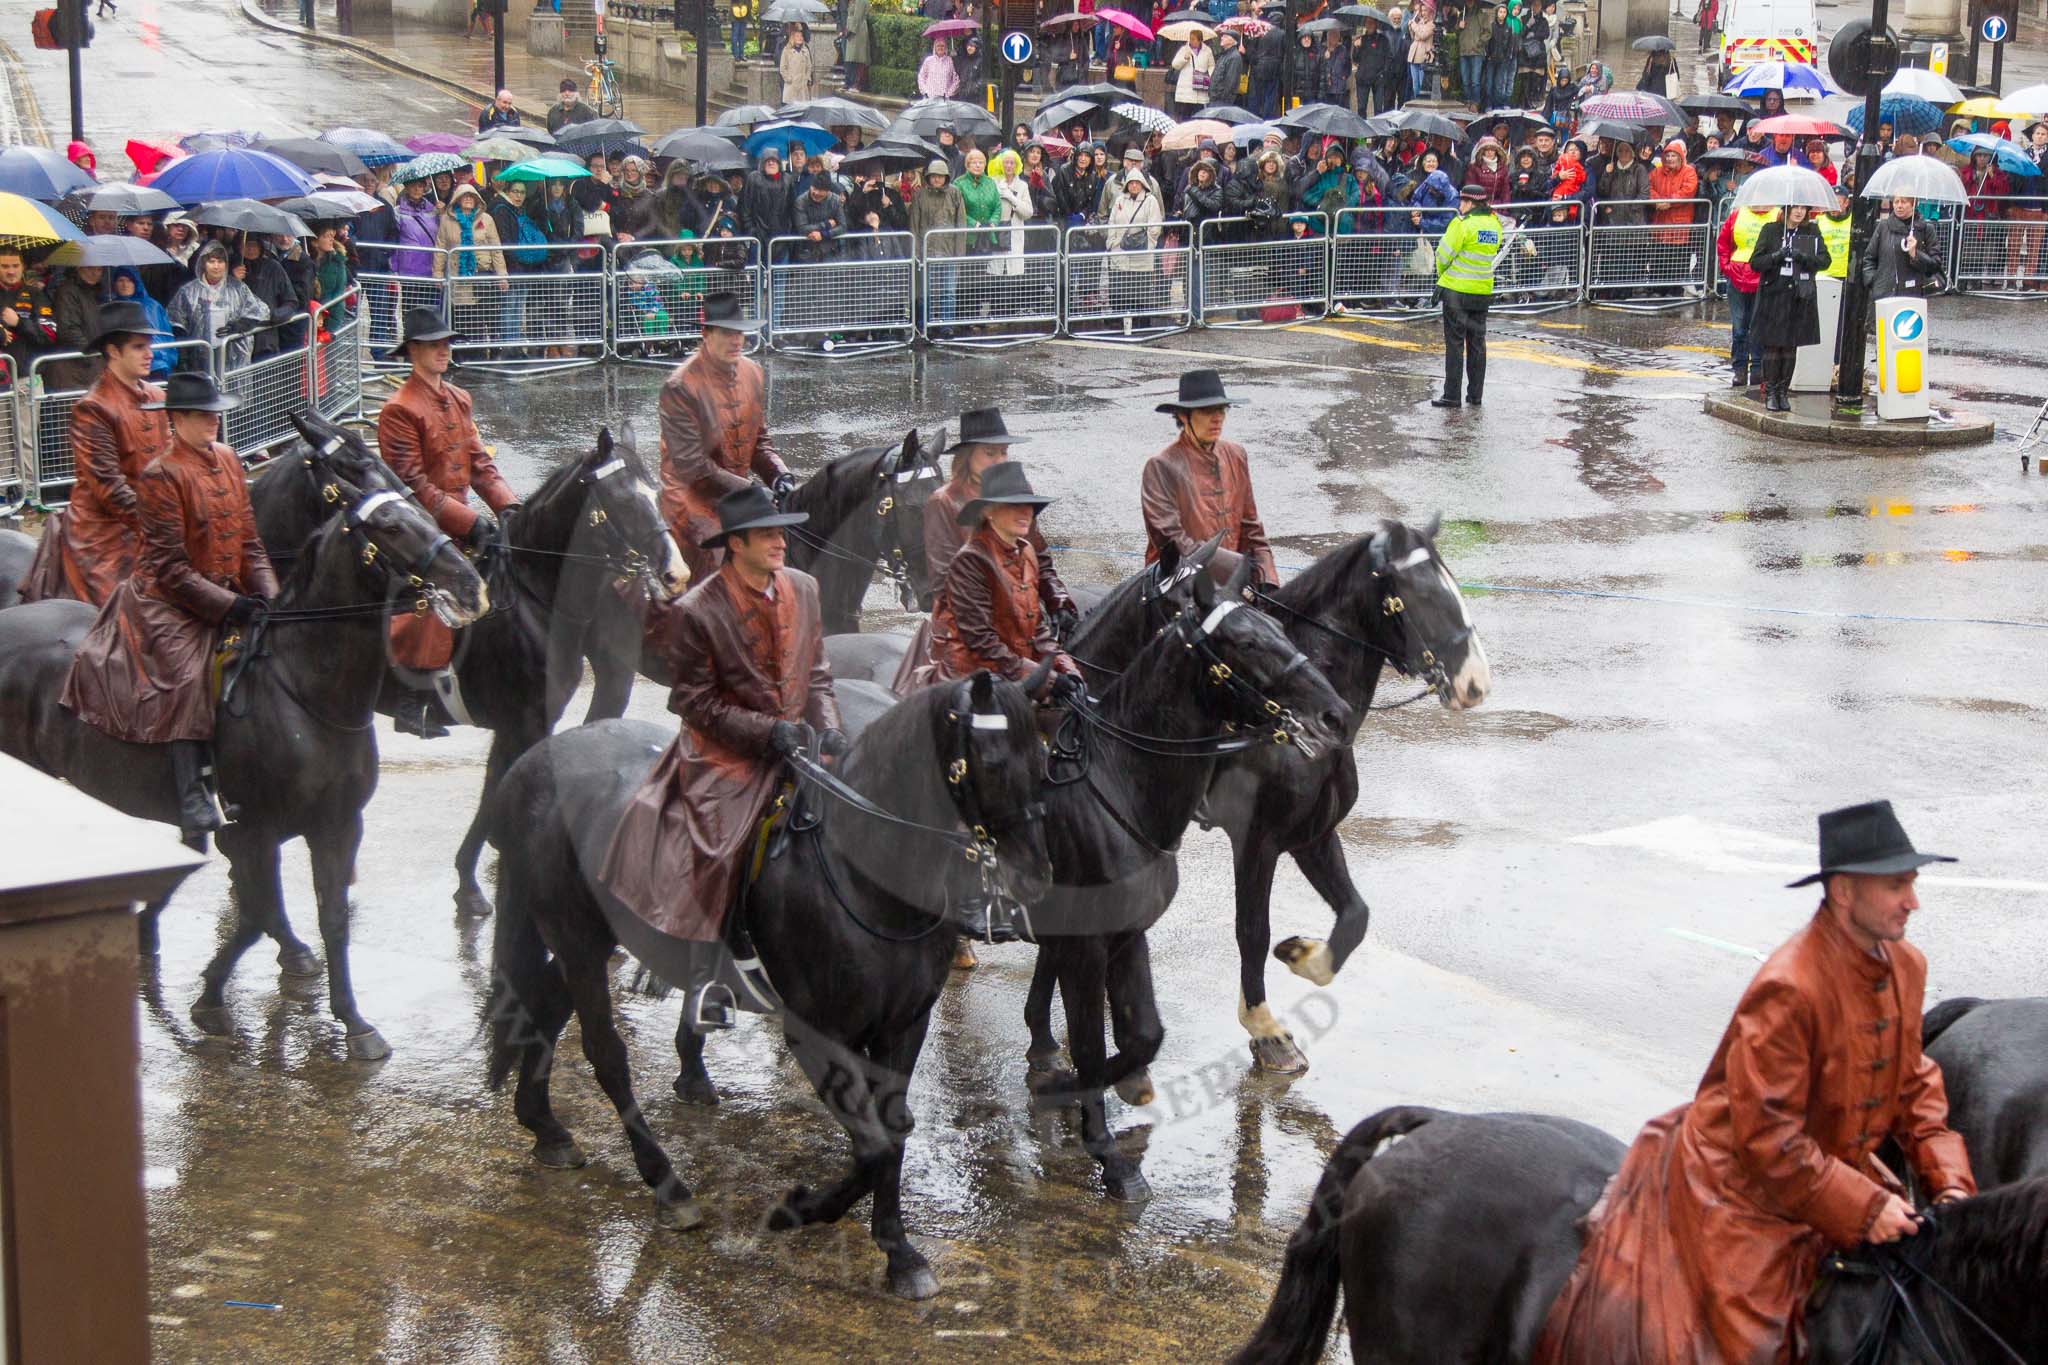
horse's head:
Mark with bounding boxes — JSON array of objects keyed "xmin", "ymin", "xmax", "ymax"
[
  {"xmin": 317, "ymin": 464, "xmax": 489, "ymax": 628},
  {"xmin": 1180, "ymin": 562, "xmax": 1349, "ymax": 760},
  {"xmin": 1364, "ymin": 514, "xmax": 1489, "ymax": 712},
  {"xmin": 584, "ymin": 425, "xmax": 690, "ymax": 601},
  {"xmin": 941, "ymin": 670, "xmax": 1053, "ymax": 904},
  {"xmin": 290, "ymin": 410, "xmax": 408, "ymax": 499},
  {"xmin": 885, "ymin": 428, "xmax": 944, "ymax": 611}
]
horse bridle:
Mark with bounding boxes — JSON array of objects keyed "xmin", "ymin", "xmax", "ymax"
[
  {"xmin": 1826, "ymin": 1218, "xmax": 2029, "ymax": 1365},
  {"xmin": 780, "ymin": 451, "xmax": 935, "ymax": 611},
  {"xmin": 567, "ymin": 455, "xmax": 675, "ymax": 593},
  {"xmin": 1253, "ymin": 539, "xmax": 1473, "ymax": 708}
]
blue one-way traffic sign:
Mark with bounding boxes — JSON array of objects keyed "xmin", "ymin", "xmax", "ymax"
[
  {"xmin": 1000, "ymin": 29, "xmax": 1034, "ymax": 65},
  {"xmin": 1982, "ymin": 13, "xmax": 2009, "ymax": 42}
]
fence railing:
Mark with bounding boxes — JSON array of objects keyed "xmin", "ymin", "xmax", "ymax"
[
  {"xmin": 921, "ymin": 223, "xmax": 1064, "ymax": 348},
  {"xmin": 1950, "ymin": 197, "xmax": 2048, "ymax": 297},
  {"xmin": 445, "ymin": 242, "xmax": 608, "ymax": 374},
  {"xmin": 0, "ymin": 356, "xmax": 18, "ymax": 499},
  {"xmin": 1198, "ymin": 213, "xmax": 1331, "ymax": 328},
  {"xmin": 608, "ymin": 238, "xmax": 763, "ymax": 364},
  {"xmin": 1585, "ymin": 198, "xmax": 1714, "ymax": 310},
  {"xmin": 1332, "ymin": 206, "xmax": 1446, "ymax": 315},
  {"xmin": 1061, "ymin": 219, "xmax": 1194, "ymax": 341},
  {"xmin": 767, "ymin": 230, "xmax": 917, "ymax": 356}
]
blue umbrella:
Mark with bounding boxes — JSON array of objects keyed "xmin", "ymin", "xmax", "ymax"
[
  {"xmin": 149, "ymin": 149, "xmax": 318, "ymax": 206},
  {"xmin": 319, "ymin": 126, "xmax": 414, "ymax": 168},
  {"xmin": 1844, "ymin": 96, "xmax": 1943, "ymax": 139},
  {"xmin": 1722, "ymin": 61, "xmax": 1835, "ymax": 98},
  {"xmin": 743, "ymin": 121, "xmax": 839, "ymax": 160},
  {"xmin": 1948, "ymin": 133, "xmax": 2042, "ymax": 177},
  {"xmin": 0, "ymin": 146, "xmax": 95, "ymax": 202}
]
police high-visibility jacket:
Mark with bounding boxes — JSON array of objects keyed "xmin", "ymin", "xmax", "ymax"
[
  {"xmin": 1436, "ymin": 208, "xmax": 1502, "ymax": 297},
  {"xmin": 1729, "ymin": 205, "xmax": 1778, "ymax": 264},
  {"xmin": 1818, "ymin": 212, "xmax": 1851, "ymax": 279}
]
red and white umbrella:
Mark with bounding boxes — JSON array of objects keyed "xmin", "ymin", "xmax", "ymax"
[
  {"xmin": 1219, "ymin": 14, "xmax": 1273, "ymax": 35},
  {"xmin": 1750, "ymin": 113, "xmax": 1851, "ymax": 139}
]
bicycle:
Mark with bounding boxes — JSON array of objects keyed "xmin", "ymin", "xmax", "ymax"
[{"xmin": 587, "ymin": 31, "xmax": 624, "ymax": 119}]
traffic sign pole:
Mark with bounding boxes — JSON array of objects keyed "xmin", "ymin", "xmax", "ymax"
[{"xmin": 997, "ymin": 29, "xmax": 1034, "ymax": 148}]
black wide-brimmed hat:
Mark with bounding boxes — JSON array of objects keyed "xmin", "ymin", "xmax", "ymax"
[
  {"xmin": 700, "ymin": 290, "xmax": 763, "ymax": 334},
  {"xmin": 142, "ymin": 371, "xmax": 241, "ymax": 413},
  {"xmin": 956, "ymin": 461, "xmax": 1054, "ymax": 525},
  {"xmin": 1156, "ymin": 368, "xmax": 1238, "ymax": 413},
  {"xmin": 1785, "ymin": 800, "xmax": 1956, "ymax": 888},
  {"xmin": 946, "ymin": 407, "xmax": 1026, "ymax": 453},
  {"xmin": 86, "ymin": 300, "xmax": 168, "ymax": 351},
  {"xmin": 701, "ymin": 484, "xmax": 809, "ymax": 549},
  {"xmin": 382, "ymin": 306, "xmax": 460, "ymax": 361}
]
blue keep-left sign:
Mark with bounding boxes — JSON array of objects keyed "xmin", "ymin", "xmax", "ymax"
[
  {"xmin": 1892, "ymin": 308, "xmax": 1925, "ymax": 341},
  {"xmin": 1000, "ymin": 29, "xmax": 1034, "ymax": 64},
  {"xmin": 1982, "ymin": 13, "xmax": 2009, "ymax": 42}
]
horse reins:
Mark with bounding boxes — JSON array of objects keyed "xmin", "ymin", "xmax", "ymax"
[
  {"xmin": 1830, "ymin": 1217, "xmax": 2030, "ymax": 1365},
  {"xmin": 1252, "ymin": 541, "xmax": 1472, "ymax": 711},
  {"xmin": 780, "ymin": 454, "xmax": 934, "ymax": 612}
]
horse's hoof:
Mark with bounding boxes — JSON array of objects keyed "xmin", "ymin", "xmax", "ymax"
[
  {"xmin": 277, "ymin": 947, "xmax": 323, "ymax": 979},
  {"xmin": 764, "ymin": 1184, "xmax": 813, "ymax": 1232},
  {"xmin": 190, "ymin": 1003, "xmax": 234, "ymax": 1036},
  {"xmin": 1103, "ymin": 1169, "xmax": 1151, "ymax": 1204},
  {"xmin": 655, "ymin": 1196, "xmax": 705, "ymax": 1231},
  {"xmin": 1274, "ymin": 936, "xmax": 1336, "ymax": 987},
  {"xmin": 1025, "ymin": 1047, "xmax": 1062, "ymax": 1078},
  {"xmin": 890, "ymin": 1263, "xmax": 940, "ymax": 1301},
  {"xmin": 345, "ymin": 1028, "xmax": 392, "ymax": 1062},
  {"xmin": 672, "ymin": 1072, "xmax": 720, "ymax": 1106},
  {"xmin": 1248, "ymin": 1033, "xmax": 1310, "ymax": 1075},
  {"xmin": 453, "ymin": 886, "xmax": 494, "ymax": 919},
  {"xmin": 1114, "ymin": 1070, "xmax": 1155, "ymax": 1107},
  {"xmin": 534, "ymin": 1139, "xmax": 587, "ymax": 1169},
  {"xmin": 951, "ymin": 939, "xmax": 979, "ymax": 971}
]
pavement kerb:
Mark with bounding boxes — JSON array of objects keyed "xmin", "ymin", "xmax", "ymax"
[{"xmin": 1701, "ymin": 391, "xmax": 1996, "ymax": 447}]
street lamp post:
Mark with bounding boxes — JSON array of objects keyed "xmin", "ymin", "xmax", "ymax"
[
  {"xmin": 493, "ymin": 3, "xmax": 506, "ymax": 93},
  {"xmin": 1831, "ymin": 5, "xmax": 1896, "ymax": 412}
]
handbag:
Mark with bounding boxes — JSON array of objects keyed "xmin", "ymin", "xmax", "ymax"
[
  {"xmin": 581, "ymin": 209, "xmax": 613, "ymax": 236},
  {"xmin": 1405, "ymin": 236, "xmax": 1435, "ymax": 274},
  {"xmin": 1520, "ymin": 32, "xmax": 1545, "ymax": 63},
  {"xmin": 1114, "ymin": 62, "xmax": 1138, "ymax": 80}
]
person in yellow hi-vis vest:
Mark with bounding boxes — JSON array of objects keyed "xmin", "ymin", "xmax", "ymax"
[
  {"xmin": 1432, "ymin": 183, "xmax": 1502, "ymax": 409},
  {"xmin": 1818, "ymin": 185, "xmax": 1852, "ymax": 280},
  {"xmin": 1714, "ymin": 202, "xmax": 1780, "ymax": 390}
]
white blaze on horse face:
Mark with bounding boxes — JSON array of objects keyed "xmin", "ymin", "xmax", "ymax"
[
  {"xmin": 659, "ymin": 531, "xmax": 691, "ymax": 598},
  {"xmin": 1437, "ymin": 561, "xmax": 1490, "ymax": 711}
]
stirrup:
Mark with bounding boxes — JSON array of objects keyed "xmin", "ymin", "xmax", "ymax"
[
  {"xmin": 964, "ymin": 893, "xmax": 1034, "ymax": 947},
  {"xmin": 685, "ymin": 982, "xmax": 737, "ymax": 1034}
]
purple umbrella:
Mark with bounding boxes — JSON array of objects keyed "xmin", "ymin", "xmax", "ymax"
[
  {"xmin": 405, "ymin": 132, "xmax": 473, "ymax": 155},
  {"xmin": 922, "ymin": 17, "xmax": 980, "ymax": 37},
  {"xmin": 147, "ymin": 149, "xmax": 318, "ymax": 207}
]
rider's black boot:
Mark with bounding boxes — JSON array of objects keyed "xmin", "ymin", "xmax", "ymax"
[
  {"xmin": 395, "ymin": 690, "xmax": 450, "ymax": 739},
  {"xmin": 170, "ymin": 740, "xmax": 221, "ymax": 852}
]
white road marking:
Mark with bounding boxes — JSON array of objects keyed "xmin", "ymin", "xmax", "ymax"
[
  {"xmin": 1665, "ymin": 928, "xmax": 1767, "ymax": 961},
  {"xmin": 1576, "ymin": 815, "xmax": 2048, "ymax": 896}
]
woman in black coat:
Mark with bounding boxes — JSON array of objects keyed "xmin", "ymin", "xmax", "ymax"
[
  {"xmin": 1748, "ymin": 203, "xmax": 1829, "ymax": 412},
  {"xmin": 1292, "ymin": 34, "xmax": 1321, "ymax": 106}
]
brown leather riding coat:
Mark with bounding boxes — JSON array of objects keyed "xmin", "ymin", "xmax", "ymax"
[
  {"xmin": 920, "ymin": 525, "xmax": 1078, "ymax": 687},
  {"xmin": 656, "ymin": 351, "xmax": 788, "ymax": 580},
  {"xmin": 55, "ymin": 372, "xmax": 168, "ymax": 605},
  {"xmin": 376, "ymin": 373, "xmax": 516, "ymax": 538},
  {"xmin": 1533, "ymin": 907, "xmax": 1977, "ymax": 1365},
  {"xmin": 1139, "ymin": 434, "xmax": 1276, "ymax": 587}
]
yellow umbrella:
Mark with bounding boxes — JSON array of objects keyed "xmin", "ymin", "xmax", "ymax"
[
  {"xmin": 1946, "ymin": 96, "xmax": 2018, "ymax": 120},
  {"xmin": 0, "ymin": 189, "xmax": 82, "ymax": 245}
]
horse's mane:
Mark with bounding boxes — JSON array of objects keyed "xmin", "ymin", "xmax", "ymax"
[
  {"xmin": 1273, "ymin": 523, "xmax": 1397, "ymax": 609},
  {"xmin": 273, "ymin": 507, "xmax": 347, "ymax": 607},
  {"xmin": 1935, "ymin": 1176, "xmax": 2048, "ymax": 1306},
  {"xmin": 784, "ymin": 443, "xmax": 894, "ymax": 525},
  {"xmin": 841, "ymin": 674, "xmax": 1036, "ymax": 825}
]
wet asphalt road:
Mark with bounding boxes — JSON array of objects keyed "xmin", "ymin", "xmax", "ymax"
[{"xmin": 17, "ymin": 5, "xmax": 2048, "ymax": 1362}]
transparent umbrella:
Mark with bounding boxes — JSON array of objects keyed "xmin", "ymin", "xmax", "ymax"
[
  {"xmin": 2001, "ymin": 84, "xmax": 2048, "ymax": 117},
  {"xmin": 1882, "ymin": 68, "xmax": 1964, "ymax": 105},
  {"xmin": 1731, "ymin": 163, "xmax": 1838, "ymax": 210},
  {"xmin": 1859, "ymin": 155, "xmax": 1968, "ymax": 204}
]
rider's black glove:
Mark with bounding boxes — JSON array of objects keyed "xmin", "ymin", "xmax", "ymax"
[
  {"xmin": 1050, "ymin": 671, "xmax": 1086, "ymax": 703},
  {"xmin": 466, "ymin": 516, "xmax": 500, "ymax": 555},
  {"xmin": 1051, "ymin": 604, "xmax": 1081, "ymax": 642},
  {"xmin": 769, "ymin": 720, "xmax": 807, "ymax": 756},
  {"xmin": 818, "ymin": 727, "xmax": 850, "ymax": 758},
  {"xmin": 224, "ymin": 594, "xmax": 266, "ymax": 626},
  {"xmin": 771, "ymin": 472, "xmax": 798, "ymax": 507}
]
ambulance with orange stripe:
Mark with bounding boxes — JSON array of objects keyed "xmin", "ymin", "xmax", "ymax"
[{"xmin": 1713, "ymin": 0, "xmax": 1821, "ymax": 83}]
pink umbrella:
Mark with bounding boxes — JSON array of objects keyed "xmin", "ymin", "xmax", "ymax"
[
  {"xmin": 1219, "ymin": 14, "xmax": 1272, "ymax": 34},
  {"xmin": 404, "ymin": 132, "xmax": 472, "ymax": 155},
  {"xmin": 1032, "ymin": 133, "xmax": 1076, "ymax": 159},
  {"xmin": 1163, "ymin": 118, "xmax": 1233, "ymax": 150},
  {"xmin": 923, "ymin": 17, "xmax": 980, "ymax": 37},
  {"xmin": 1098, "ymin": 8, "xmax": 1155, "ymax": 40}
]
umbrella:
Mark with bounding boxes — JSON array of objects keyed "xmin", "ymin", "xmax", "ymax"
[
  {"xmin": 1158, "ymin": 20, "xmax": 1214, "ymax": 40},
  {"xmin": 1881, "ymin": 68, "xmax": 1963, "ymax": 105},
  {"xmin": 922, "ymin": 17, "xmax": 979, "ymax": 37},
  {"xmin": 149, "ymin": 148, "xmax": 317, "ymax": 206},
  {"xmin": 760, "ymin": 0, "xmax": 828, "ymax": 21},
  {"xmin": 1751, "ymin": 114, "xmax": 1849, "ymax": 138},
  {"xmin": 180, "ymin": 130, "xmax": 259, "ymax": 150},
  {"xmin": 1192, "ymin": 105, "xmax": 1264, "ymax": 125},
  {"xmin": 1163, "ymin": 119, "xmax": 1235, "ymax": 151},
  {"xmin": 1032, "ymin": 97, "xmax": 1113, "ymax": 135},
  {"xmin": 1946, "ymin": 96, "xmax": 2015, "ymax": 120},
  {"xmin": 1218, "ymin": 15, "xmax": 1272, "ymax": 36},
  {"xmin": 254, "ymin": 137, "xmax": 369, "ymax": 178},
  {"xmin": 2002, "ymin": 84, "xmax": 2048, "ymax": 117},
  {"xmin": 83, "ymin": 182, "xmax": 181, "ymax": 216},
  {"xmin": 1731, "ymin": 163, "xmax": 1836, "ymax": 209},
  {"xmin": 0, "ymin": 147, "xmax": 95, "ymax": 202},
  {"xmin": 1632, "ymin": 34, "xmax": 1675, "ymax": 51},
  {"xmin": 493, "ymin": 125, "xmax": 557, "ymax": 149},
  {"xmin": 1111, "ymin": 102, "xmax": 1178, "ymax": 135},
  {"xmin": 1384, "ymin": 107, "xmax": 1462, "ymax": 139},
  {"xmin": 277, "ymin": 190, "xmax": 382, "ymax": 219},
  {"xmin": 467, "ymin": 137, "xmax": 536, "ymax": 161},
  {"xmin": 743, "ymin": 122, "xmax": 839, "ymax": 159},
  {"xmin": 124, "ymin": 138, "xmax": 184, "ymax": 177},
  {"xmin": 1030, "ymin": 134, "xmax": 1075, "ymax": 160},
  {"xmin": 391, "ymin": 152, "xmax": 471, "ymax": 185},
  {"xmin": 715, "ymin": 104, "xmax": 782, "ymax": 127},
  {"xmin": 190, "ymin": 198, "xmax": 313, "ymax": 237},
  {"xmin": 1096, "ymin": 8, "xmax": 1154, "ymax": 40},
  {"xmin": 404, "ymin": 132, "xmax": 473, "ymax": 155},
  {"xmin": 1581, "ymin": 90, "xmax": 1684, "ymax": 125},
  {"xmin": 1158, "ymin": 7, "xmax": 1209, "ymax": 23},
  {"xmin": 1466, "ymin": 108, "xmax": 1551, "ymax": 138},
  {"xmin": 493, "ymin": 156, "xmax": 594, "ymax": 182},
  {"xmin": 320, "ymin": 127, "xmax": 415, "ymax": 166},
  {"xmin": 1042, "ymin": 82, "xmax": 1138, "ymax": 108},
  {"xmin": 1298, "ymin": 16, "xmax": 1347, "ymax": 33},
  {"xmin": 1278, "ymin": 102, "xmax": 1373, "ymax": 139},
  {"xmin": 1844, "ymin": 96, "xmax": 1944, "ymax": 138},
  {"xmin": 1947, "ymin": 133, "xmax": 2042, "ymax": 176},
  {"xmin": 1677, "ymin": 93, "xmax": 1753, "ymax": 116},
  {"xmin": 1860, "ymin": 154, "xmax": 1967, "ymax": 204},
  {"xmin": 1040, "ymin": 11, "xmax": 1097, "ymax": 28},
  {"xmin": 1696, "ymin": 146, "xmax": 1764, "ymax": 165},
  {"xmin": 553, "ymin": 117, "xmax": 649, "ymax": 156},
  {"xmin": 1231, "ymin": 122, "xmax": 1281, "ymax": 147},
  {"xmin": 1333, "ymin": 4, "xmax": 1391, "ymax": 22},
  {"xmin": 893, "ymin": 99, "xmax": 1003, "ymax": 137},
  {"xmin": 1572, "ymin": 118, "xmax": 1652, "ymax": 144},
  {"xmin": 841, "ymin": 144, "xmax": 937, "ymax": 175},
  {"xmin": 1723, "ymin": 61, "xmax": 1835, "ymax": 98},
  {"xmin": 0, "ymin": 194, "xmax": 83, "ymax": 248},
  {"xmin": 43, "ymin": 234, "xmax": 174, "ymax": 268},
  {"xmin": 650, "ymin": 128, "xmax": 751, "ymax": 169},
  {"xmin": 779, "ymin": 97, "xmax": 893, "ymax": 132}
]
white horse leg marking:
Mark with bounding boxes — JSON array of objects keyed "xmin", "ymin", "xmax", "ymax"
[
  {"xmin": 1281, "ymin": 939, "xmax": 1335, "ymax": 987},
  {"xmin": 1238, "ymin": 994, "xmax": 1291, "ymax": 1039}
]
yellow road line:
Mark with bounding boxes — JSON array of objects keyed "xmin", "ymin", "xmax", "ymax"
[
  {"xmin": 1534, "ymin": 321, "xmax": 1585, "ymax": 329},
  {"xmin": 1292, "ymin": 323, "xmax": 1701, "ymax": 378}
]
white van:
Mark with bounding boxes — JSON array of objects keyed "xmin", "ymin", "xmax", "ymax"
[{"xmin": 1715, "ymin": 0, "xmax": 1822, "ymax": 82}]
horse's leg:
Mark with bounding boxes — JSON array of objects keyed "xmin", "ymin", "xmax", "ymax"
[
  {"xmin": 672, "ymin": 1014, "xmax": 719, "ymax": 1106},
  {"xmin": 557, "ymin": 937, "xmax": 702, "ymax": 1229},
  {"xmin": 1232, "ymin": 833, "xmax": 1308, "ymax": 1075},
  {"xmin": 1056, "ymin": 943, "xmax": 1148, "ymax": 1202},
  {"xmin": 1023, "ymin": 948, "xmax": 1063, "ymax": 1078},
  {"xmin": 454, "ymin": 729, "xmax": 525, "ymax": 919},
  {"xmin": 190, "ymin": 827, "xmax": 277, "ymax": 1036},
  {"xmin": 216, "ymin": 821, "xmax": 321, "ymax": 976},
  {"xmin": 309, "ymin": 813, "xmax": 389, "ymax": 1061},
  {"xmin": 579, "ymin": 627, "xmax": 636, "ymax": 725},
  {"xmin": 508, "ymin": 958, "xmax": 583, "ymax": 1168},
  {"xmin": 1104, "ymin": 931, "xmax": 1164, "ymax": 1110},
  {"xmin": 1273, "ymin": 828, "xmax": 1372, "ymax": 986},
  {"xmin": 767, "ymin": 1022, "xmax": 890, "ymax": 1233},
  {"xmin": 864, "ymin": 1012, "xmax": 939, "ymax": 1300}
]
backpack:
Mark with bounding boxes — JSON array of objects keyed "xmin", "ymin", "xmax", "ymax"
[{"xmin": 511, "ymin": 212, "xmax": 549, "ymax": 268}]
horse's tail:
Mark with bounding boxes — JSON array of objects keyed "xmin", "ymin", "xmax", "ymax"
[
  {"xmin": 1921, "ymin": 996, "xmax": 1986, "ymax": 1048},
  {"xmin": 1227, "ymin": 1105, "xmax": 1443, "ymax": 1365},
  {"xmin": 484, "ymin": 862, "xmax": 557, "ymax": 1093}
]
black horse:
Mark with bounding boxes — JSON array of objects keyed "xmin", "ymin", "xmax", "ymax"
[
  {"xmin": 1918, "ymin": 996, "xmax": 2048, "ymax": 1186},
  {"xmin": 0, "ymin": 527, "xmax": 32, "ymax": 609},
  {"xmin": 575, "ymin": 430, "xmax": 942, "ymax": 721},
  {"xmin": 250, "ymin": 417, "xmax": 689, "ymax": 919},
  {"xmin": 1230, "ymin": 1105, "xmax": 2048, "ymax": 1365},
  {"xmin": 0, "ymin": 445, "xmax": 487, "ymax": 1059},
  {"xmin": 484, "ymin": 671, "xmax": 1052, "ymax": 1298}
]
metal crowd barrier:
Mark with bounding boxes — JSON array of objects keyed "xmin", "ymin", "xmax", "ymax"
[
  {"xmin": 308, "ymin": 288, "xmax": 365, "ymax": 427},
  {"xmin": 221, "ymin": 314, "xmax": 318, "ymax": 454},
  {"xmin": 921, "ymin": 224, "xmax": 1063, "ymax": 349},
  {"xmin": 1585, "ymin": 198, "xmax": 1713, "ymax": 311},
  {"xmin": 1950, "ymin": 198, "xmax": 2048, "ymax": 298},
  {"xmin": 355, "ymin": 251, "xmax": 451, "ymax": 369},
  {"xmin": 0, "ymin": 356, "xmax": 19, "ymax": 500},
  {"xmin": 446, "ymin": 243, "xmax": 607, "ymax": 377},
  {"xmin": 768, "ymin": 231, "xmax": 916, "ymax": 357},
  {"xmin": 1332, "ymin": 206, "xmax": 1445, "ymax": 316},
  {"xmin": 608, "ymin": 238, "xmax": 763, "ymax": 365},
  {"xmin": 1492, "ymin": 203, "xmax": 1588, "ymax": 315},
  {"xmin": 1060, "ymin": 219, "xmax": 1194, "ymax": 341},
  {"xmin": 1198, "ymin": 213, "xmax": 1331, "ymax": 328}
]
